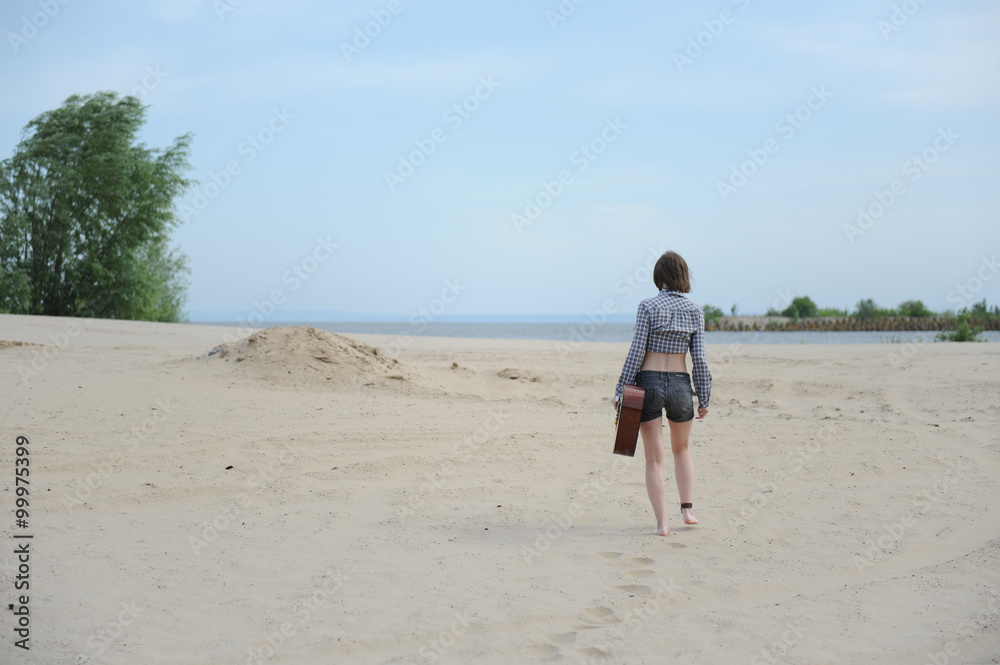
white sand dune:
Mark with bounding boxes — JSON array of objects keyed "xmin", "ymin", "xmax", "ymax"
[{"xmin": 1, "ymin": 313, "xmax": 998, "ymax": 664}]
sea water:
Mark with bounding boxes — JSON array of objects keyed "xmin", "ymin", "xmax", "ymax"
[{"xmin": 250, "ymin": 322, "xmax": 1000, "ymax": 344}]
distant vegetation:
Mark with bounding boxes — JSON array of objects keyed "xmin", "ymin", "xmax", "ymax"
[
  {"xmin": 742, "ymin": 297, "xmax": 998, "ymax": 322},
  {"xmin": 781, "ymin": 296, "xmax": 818, "ymax": 320},
  {"xmin": 934, "ymin": 300, "xmax": 997, "ymax": 342},
  {"xmin": 936, "ymin": 313, "xmax": 985, "ymax": 342},
  {"xmin": 704, "ymin": 297, "xmax": 998, "ymax": 341},
  {"xmin": 763, "ymin": 297, "xmax": 822, "ymax": 319},
  {"xmin": 702, "ymin": 304, "xmax": 724, "ymax": 326},
  {"xmin": 898, "ymin": 300, "xmax": 934, "ymax": 318}
]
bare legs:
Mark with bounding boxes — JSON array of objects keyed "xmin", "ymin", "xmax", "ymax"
[
  {"xmin": 640, "ymin": 417, "xmax": 698, "ymax": 535},
  {"xmin": 668, "ymin": 418, "xmax": 699, "ymax": 525},
  {"xmin": 639, "ymin": 419, "xmax": 669, "ymax": 535}
]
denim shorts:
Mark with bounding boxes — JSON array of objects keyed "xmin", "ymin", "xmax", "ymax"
[{"xmin": 634, "ymin": 370, "xmax": 695, "ymax": 423}]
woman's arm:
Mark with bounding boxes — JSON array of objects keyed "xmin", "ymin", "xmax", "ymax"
[
  {"xmin": 614, "ymin": 302, "xmax": 650, "ymax": 403},
  {"xmin": 690, "ymin": 309, "xmax": 712, "ymax": 411}
]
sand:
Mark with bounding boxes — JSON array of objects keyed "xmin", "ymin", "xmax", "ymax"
[{"xmin": 1, "ymin": 313, "xmax": 999, "ymax": 664}]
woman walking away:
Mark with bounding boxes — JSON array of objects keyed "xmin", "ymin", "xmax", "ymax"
[{"xmin": 613, "ymin": 251, "xmax": 711, "ymax": 536}]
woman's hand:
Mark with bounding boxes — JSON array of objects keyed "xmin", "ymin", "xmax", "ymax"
[{"xmin": 696, "ymin": 407, "xmax": 708, "ymax": 420}]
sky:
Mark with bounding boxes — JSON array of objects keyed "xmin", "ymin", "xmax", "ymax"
[{"xmin": 1, "ymin": 0, "xmax": 998, "ymax": 322}]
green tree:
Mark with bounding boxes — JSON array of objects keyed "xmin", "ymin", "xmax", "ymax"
[
  {"xmin": 898, "ymin": 300, "xmax": 933, "ymax": 318},
  {"xmin": 0, "ymin": 91, "xmax": 193, "ymax": 321},
  {"xmin": 702, "ymin": 304, "xmax": 724, "ymax": 325},
  {"xmin": 968, "ymin": 299, "xmax": 1000, "ymax": 322},
  {"xmin": 780, "ymin": 296, "xmax": 818, "ymax": 320},
  {"xmin": 854, "ymin": 298, "xmax": 879, "ymax": 320}
]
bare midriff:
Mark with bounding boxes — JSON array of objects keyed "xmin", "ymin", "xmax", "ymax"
[{"xmin": 639, "ymin": 351, "xmax": 688, "ymax": 373}]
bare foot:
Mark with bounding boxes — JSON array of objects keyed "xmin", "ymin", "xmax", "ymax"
[
  {"xmin": 655, "ymin": 524, "xmax": 670, "ymax": 537},
  {"xmin": 681, "ymin": 507, "xmax": 699, "ymax": 525}
]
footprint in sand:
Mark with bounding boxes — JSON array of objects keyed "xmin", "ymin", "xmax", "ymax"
[
  {"xmin": 623, "ymin": 557, "xmax": 656, "ymax": 566},
  {"xmin": 614, "ymin": 584, "xmax": 653, "ymax": 594},
  {"xmin": 626, "ymin": 569, "xmax": 656, "ymax": 578},
  {"xmin": 597, "ymin": 551, "xmax": 623, "ymax": 559},
  {"xmin": 524, "ymin": 643, "xmax": 561, "ymax": 660},
  {"xmin": 664, "ymin": 541, "xmax": 687, "ymax": 549},
  {"xmin": 578, "ymin": 646, "xmax": 610, "ymax": 660},
  {"xmin": 549, "ymin": 632, "xmax": 577, "ymax": 645},
  {"xmin": 582, "ymin": 606, "xmax": 622, "ymax": 625}
]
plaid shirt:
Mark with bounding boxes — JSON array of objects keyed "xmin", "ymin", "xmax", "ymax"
[{"xmin": 614, "ymin": 290, "xmax": 712, "ymax": 408}]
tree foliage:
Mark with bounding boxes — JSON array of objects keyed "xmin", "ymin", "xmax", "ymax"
[
  {"xmin": 853, "ymin": 298, "xmax": 885, "ymax": 320},
  {"xmin": 781, "ymin": 296, "xmax": 818, "ymax": 320},
  {"xmin": 967, "ymin": 298, "xmax": 1000, "ymax": 322},
  {"xmin": 702, "ymin": 304, "xmax": 724, "ymax": 325},
  {"xmin": 0, "ymin": 91, "xmax": 193, "ymax": 321},
  {"xmin": 852, "ymin": 298, "xmax": 931, "ymax": 320},
  {"xmin": 936, "ymin": 312, "xmax": 985, "ymax": 342},
  {"xmin": 898, "ymin": 299, "xmax": 933, "ymax": 318}
]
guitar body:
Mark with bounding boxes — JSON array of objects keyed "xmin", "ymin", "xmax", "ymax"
[{"xmin": 613, "ymin": 385, "xmax": 645, "ymax": 456}]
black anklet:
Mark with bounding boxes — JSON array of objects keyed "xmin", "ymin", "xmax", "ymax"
[{"xmin": 681, "ymin": 503, "xmax": 693, "ymax": 510}]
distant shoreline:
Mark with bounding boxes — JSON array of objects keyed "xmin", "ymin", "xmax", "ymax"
[
  {"xmin": 3, "ymin": 314, "xmax": 997, "ymax": 346},
  {"xmin": 191, "ymin": 320, "xmax": 1000, "ymax": 344},
  {"xmin": 709, "ymin": 315, "xmax": 1000, "ymax": 332}
]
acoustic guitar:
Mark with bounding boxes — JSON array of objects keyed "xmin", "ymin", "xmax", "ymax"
[{"xmin": 613, "ymin": 385, "xmax": 645, "ymax": 456}]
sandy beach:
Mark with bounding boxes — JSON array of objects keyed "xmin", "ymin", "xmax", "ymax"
[{"xmin": 2, "ymin": 313, "xmax": 999, "ymax": 665}]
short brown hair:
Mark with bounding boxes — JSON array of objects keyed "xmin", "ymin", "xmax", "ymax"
[{"xmin": 653, "ymin": 251, "xmax": 691, "ymax": 292}]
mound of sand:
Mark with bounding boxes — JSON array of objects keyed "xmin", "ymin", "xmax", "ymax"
[{"xmin": 202, "ymin": 326, "xmax": 405, "ymax": 386}]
